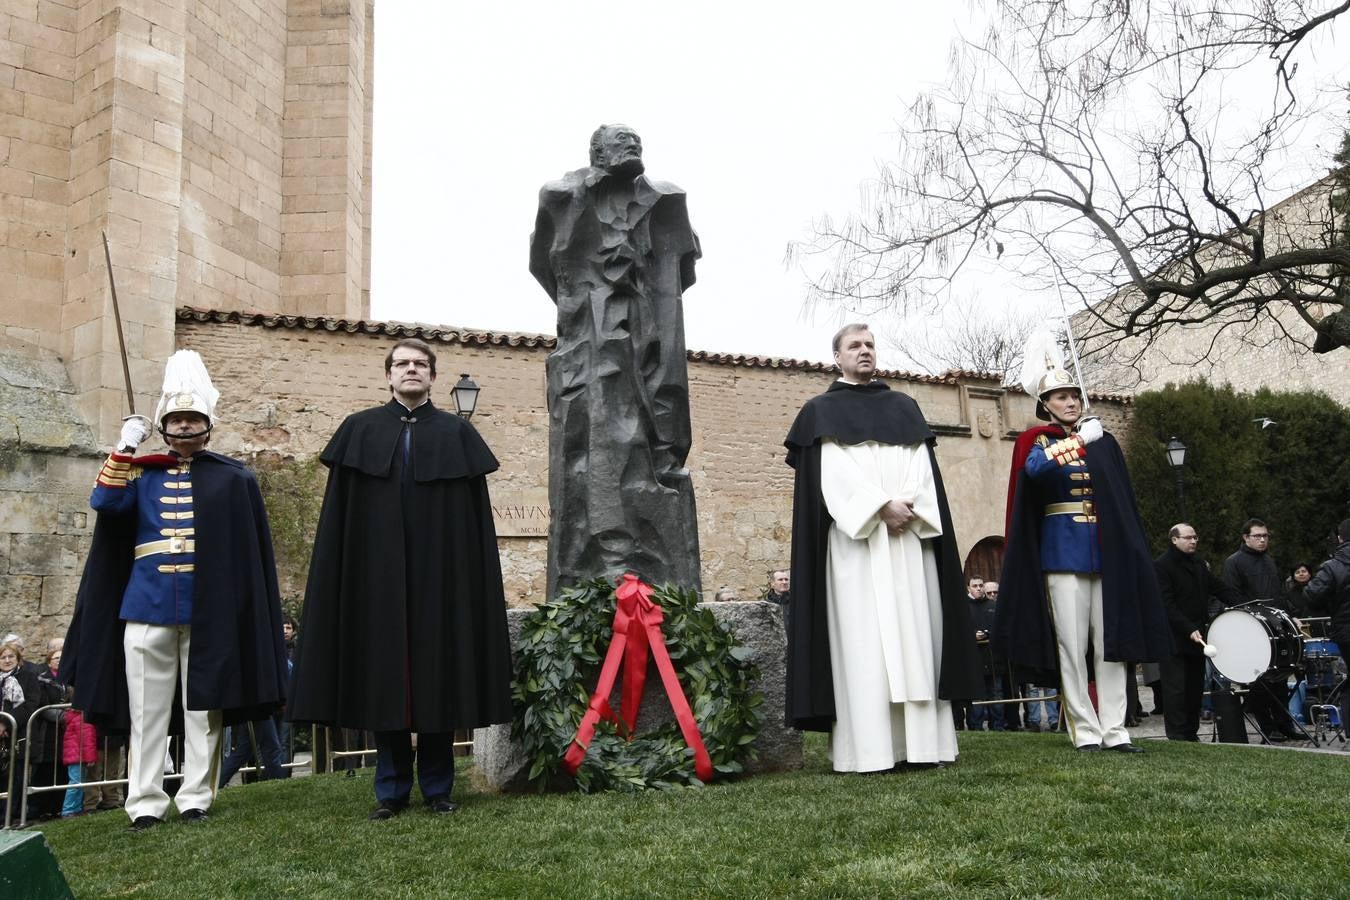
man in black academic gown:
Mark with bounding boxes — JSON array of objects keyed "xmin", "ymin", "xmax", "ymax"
[
  {"xmin": 289, "ymin": 338, "xmax": 513, "ymax": 819},
  {"xmin": 784, "ymin": 323, "xmax": 982, "ymax": 770}
]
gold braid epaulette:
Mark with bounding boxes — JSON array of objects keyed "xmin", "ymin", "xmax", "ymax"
[{"xmin": 1044, "ymin": 435, "xmax": 1084, "ymax": 467}]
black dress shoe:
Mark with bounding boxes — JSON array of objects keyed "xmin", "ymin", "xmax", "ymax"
[
  {"xmin": 1076, "ymin": 743, "xmax": 1101, "ymax": 752},
  {"xmin": 128, "ymin": 815, "xmax": 162, "ymax": 832},
  {"xmin": 426, "ymin": 797, "xmax": 459, "ymax": 814},
  {"xmin": 180, "ymin": 808, "xmax": 208, "ymax": 823},
  {"xmin": 1108, "ymin": 743, "xmax": 1144, "ymax": 753},
  {"xmin": 369, "ymin": 801, "xmax": 405, "ymax": 821}
]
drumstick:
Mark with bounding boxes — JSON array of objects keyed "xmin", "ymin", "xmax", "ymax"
[{"xmin": 1203, "ymin": 644, "xmax": 1218, "ymax": 658}]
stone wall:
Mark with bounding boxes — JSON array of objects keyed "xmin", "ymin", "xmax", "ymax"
[
  {"xmin": 0, "ymin": 347, "xmax": 99, "ymax": 648},
  {"xmin": 169, "ymin": 311, "xmax": 1131, "ymax": 608},
  {"xmin": 0, "ymin": 0, "xmax": 375, "ymax": 452}
]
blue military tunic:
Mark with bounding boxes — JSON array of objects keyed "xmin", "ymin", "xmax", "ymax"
[
  {"xmin": 1025, "ymin": 432, "xmax": 1101, "ymax": 574},
  {"xmin": 90, "ymin": 451, "xmax": 196, "ymax": 625}
]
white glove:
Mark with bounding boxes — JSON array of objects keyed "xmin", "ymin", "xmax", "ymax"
[
  {"xmin": 1076, "ymin": 416, "xmax": 1103, "ymax": 445},
  {"xmin": 117, "ymin": 415, "xmax": 153, "ymax": 452}
]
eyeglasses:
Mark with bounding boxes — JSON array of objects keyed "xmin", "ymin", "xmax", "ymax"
[{"xmin": 1247, "ymin": 534, "xmax": 1270, "ymax": 540}]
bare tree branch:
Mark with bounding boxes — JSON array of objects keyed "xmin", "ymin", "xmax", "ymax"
[{"xmin": 790, "ymin": 0, "xmax": 1350, "ymax": 365}]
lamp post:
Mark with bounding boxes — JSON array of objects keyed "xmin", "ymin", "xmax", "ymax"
[
  {"xmin": 452, "ymin": 373, "xmax": 480, "ymax": 419},
  {"xmin": 1165, "ymin": 436, "xmax": 1187, "ymax": 521}
]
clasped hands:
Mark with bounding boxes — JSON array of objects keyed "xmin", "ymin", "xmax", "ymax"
[{"xmin": 880, "ymin": 499, "xmax": 916, "ymax": 536}]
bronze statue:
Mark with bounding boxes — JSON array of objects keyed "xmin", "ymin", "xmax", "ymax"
[{"xmin": 530, "ymin": 124, "xmax": 702, "ymax": 596}]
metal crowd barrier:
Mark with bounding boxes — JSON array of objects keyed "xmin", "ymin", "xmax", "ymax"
[
  {"xmin": 1, "ymin": 711, "xmax": 16, "ymax": 829},
  {"xmin": 314, "ymin": 727, "xmax": 475, "ymax": 774},
  {"xmin": 10, "ymin": 703, "xmax": 179, "ymax": 831},
  {"xmin": 2, "ymin": 711, "xmax": 481, "ymax": 829}
]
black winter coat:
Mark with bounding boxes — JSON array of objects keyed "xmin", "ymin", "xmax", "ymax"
[
  {"xmin": 1154, "ymin": 547, "xmax": 1243, "ymax": 656},
  {"xmin": 1306, "ymin": 542, "xmax": 1350, "ymax": 641},
  {"xmin": 288, "ymin": 401, "xmax": 514, "ymax": 733},
  {"xmin": 1222, "ymin": 545, "xmax": 1282, "ymax": 603}
]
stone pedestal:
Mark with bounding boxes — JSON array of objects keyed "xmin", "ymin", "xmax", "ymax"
[{"xmin": 474, "ymin": 599, "xmax": 802, "ymax": 791}]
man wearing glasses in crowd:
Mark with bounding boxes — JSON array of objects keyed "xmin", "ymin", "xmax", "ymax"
[{"xmin": 1221, "ymin": 518, "xmax": 1301, "ymax": 741}]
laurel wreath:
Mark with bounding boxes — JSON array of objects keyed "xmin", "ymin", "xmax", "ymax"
[{"xmin": 511, "ymin": 577, "xmax": 763, "ymax": 793}]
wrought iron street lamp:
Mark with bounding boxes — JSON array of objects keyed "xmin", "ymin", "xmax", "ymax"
[
  {"xmin": 1165, "ymin": 436, "xmax": 1187, "ymax": 520},
  {"xmin": 452, "ymin": 373, "xmax": 481, "ymax": 419}
]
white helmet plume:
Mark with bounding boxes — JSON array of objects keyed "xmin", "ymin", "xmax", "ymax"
[{"xmin": 153, "ymin": 350, "xmax": 220, "ymax": 426}]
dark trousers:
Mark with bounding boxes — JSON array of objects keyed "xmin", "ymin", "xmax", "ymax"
[
  {"xmin": 219, "ymin": 718, "xmax": 287, "ymax": 786},
  {"xmin": 1160, "ymin": 653, "xmax": 1204, "ymax": 741},
  {"xmin": 373, "ymin": 731, "xmax": 454, "ymax": 806},
  {"xmin": 1245, "ymin": 675, "xmax": 1295, "ymax": 735}
]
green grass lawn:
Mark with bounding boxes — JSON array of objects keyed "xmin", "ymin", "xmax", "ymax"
[{"xmin": 37, "ymin": 733, "xmax": 1350, "ymax": 898}]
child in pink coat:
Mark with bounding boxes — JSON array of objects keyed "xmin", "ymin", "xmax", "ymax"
[{"xmin": 62, "ymin": 707, "xmax": 98, "ymax": 817}]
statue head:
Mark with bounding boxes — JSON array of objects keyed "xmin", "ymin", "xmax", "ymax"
[{"xmin": 589, "ymin": 124, "xmax": 645, "ymax": 178}]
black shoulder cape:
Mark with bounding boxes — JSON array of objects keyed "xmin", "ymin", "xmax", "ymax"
[
  {"xmin": 288, "ymin": 400, "xmax": 514, "ymax": 733},
  {"xmin": 59, "ymin": 451, "xmax": 289, "ymax": 732},
  {"xmin": 994, "ymin": 427, "xmax": 1173, "ymax": 673},
  {"xmin": 783, "ymin": 380, "xmax": 984, "ymax": 732}
]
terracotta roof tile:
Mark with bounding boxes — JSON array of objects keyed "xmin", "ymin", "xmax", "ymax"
[{"xmin": 176, "ymin": 306, "xmax": 1129, "ymax": 402}]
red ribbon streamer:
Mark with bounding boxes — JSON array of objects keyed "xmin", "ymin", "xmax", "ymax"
[{"xmin": 563, "ymin": 573, "xmax": 715, "ymax": 783}]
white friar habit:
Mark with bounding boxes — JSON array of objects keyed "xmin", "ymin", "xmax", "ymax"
[{"xmin": 785, "ymin": 380, "xmax": 982, "ymax": 771}]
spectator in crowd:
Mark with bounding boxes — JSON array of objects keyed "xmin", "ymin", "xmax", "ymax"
[
  {"xmin": 1221, "ymin": 518, "xmax": 1300, "ymax": 741},
  {"xmin": 967, "ymin": 581, "xmax": 1002, "ymax": 731},
  {"xmin": 763, "ymin": 570, "xmax": 790, "ymax": 608},
  {"xmin": 953, "ymin": 577, "xmax": 986, "ymax": 729},
  {"xmin": 61, "ymin": 697, "xmax": 98, "ymax": 818},
  {"xmin": 25, "ymin": 640, "xmax": 68, "ymax": 821},
  {"xmin": 982, "ymin": 583, "xmax": 1022, "ymax": 730},
  {"xmin": 282, "ymin": 614, "xmax": 298, "ymax": 663},
  {"xmin": 1304, "ymin": 518, "xmax": 1350, "ymax": 730},
  {"xmin": 278, "ymin": 615, "xmax": 298, "ymax": 764},
  {"xmin": 218, "ymin": 717, "xmax": 286, "ymax": 787},
  {"xmin": 0, "ymin": 639, "xmax": 42, "ymax": 820},
  {"xmin": 1023, "ymin": 681, "xmax": 1061, "ymax": 733},
  {"xmin": 1154, "ymin": 523, "xmax": 1242, "ymax": 742},
  {"xmin": 1284, "ymin": 563, "xmax": 1323, "ymax": 622},
  {"xmin": 714, "ymin": 586, "xmax": 741, "ymax": 602}
]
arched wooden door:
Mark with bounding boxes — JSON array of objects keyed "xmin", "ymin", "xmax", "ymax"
[{"xmin": 963, "ymin": 535, "xmax": 1006, "ymax": 583}]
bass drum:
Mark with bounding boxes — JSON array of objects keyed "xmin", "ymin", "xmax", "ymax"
[{"xmin": 1206, "ymin": 605, "xmax": 1303, "ymax": 684}]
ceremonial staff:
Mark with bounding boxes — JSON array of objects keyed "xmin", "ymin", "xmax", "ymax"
[{"xmin": 101, "ymin": 231, "xmax": 138, "ymax": 416}]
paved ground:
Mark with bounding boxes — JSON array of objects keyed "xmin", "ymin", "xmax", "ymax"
[{"xmin": 1012, "ymin": 685, "xmax": 1350, "ymax": 756}]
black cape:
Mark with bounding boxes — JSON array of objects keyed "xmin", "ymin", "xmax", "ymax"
[
  {"xmin": 288, "ymin": 400, "xmax": 514, "ymax": 733},
  {"xmin": 59, "ymin": 451, "xmax": 289, "ymax": 732},
  {"xmin": 994, "ymin": 426, "xmax": 1173, "ymax": 675},
  {"xmin": 784, "ymin": 380, "xmax": 984, "ymax": 732}
]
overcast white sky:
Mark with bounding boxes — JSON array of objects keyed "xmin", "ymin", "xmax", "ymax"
[{"xmin": 369, "ymin": 3, "xmax": 1349, "ymax": 369}]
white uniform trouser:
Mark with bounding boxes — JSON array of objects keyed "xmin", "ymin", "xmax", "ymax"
[
  {"xmin": 124, "ymin": 622, "xmax": 221, "ymax": 820},
  {"xmin": 1045, "ymin": 573, "xmax": 1130, "ymax": 748}
]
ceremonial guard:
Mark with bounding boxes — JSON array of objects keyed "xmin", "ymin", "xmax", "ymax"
[
  {"xmin": 995, "ymin": 333, "xmax": 1171, "ymax": 752},
  {"xmin": 61, "ymin": 351, "xmax": 288, "ymax": 830}
]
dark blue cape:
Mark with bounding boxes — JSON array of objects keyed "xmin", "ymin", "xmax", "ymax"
[{"xmin": 60, "ymin": 451, "xmax": 289, "ymax": 731}]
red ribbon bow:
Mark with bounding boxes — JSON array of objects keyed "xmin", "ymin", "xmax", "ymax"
[{"xmin": 562, "ymin": 573, "xmax": 715, "ymax": 783}]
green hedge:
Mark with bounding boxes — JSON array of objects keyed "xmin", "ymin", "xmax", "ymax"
[{"xmin": 1123, "ymin": 382, "xmax": 1350, "ymax": 571}]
